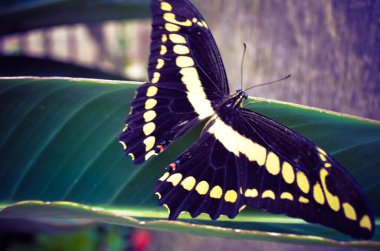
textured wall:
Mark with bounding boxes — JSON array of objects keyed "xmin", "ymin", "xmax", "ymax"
[{"xmin": 192, "ymin": 0, "xmax": 380, "ymax": 120}]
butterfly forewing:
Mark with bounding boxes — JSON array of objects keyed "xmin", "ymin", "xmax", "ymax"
[
  {"xmin": 119, "ymin": 0, "xmax": 229, "ymax": 163},
  {"xmin": 149, "ymin": 0, "xmax": 229, "ymax": 97},
  {"xmin": 120, "ymin": 84, "xmax": 199, "ymax": 163}
]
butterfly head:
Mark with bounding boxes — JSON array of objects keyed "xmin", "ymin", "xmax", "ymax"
[
  {"xmin": 223, "ymin": 90, "xmax": 248, "ymax": 109},
  {"xmin": 236, "ymin": 89, "xmax": 248, "ymax": 99},
  {"xmin": 235, "ymin": 89, "xmax": 248, "ymax": 108}
]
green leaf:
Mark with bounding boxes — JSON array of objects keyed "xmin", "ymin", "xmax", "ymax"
[
  {"xmin": 0, "ymin": 0, "xmax": 150, "ymax": 36},
  {"xmin": 0, "ymin": 77, "xmax": 379, "ymax": 248}
]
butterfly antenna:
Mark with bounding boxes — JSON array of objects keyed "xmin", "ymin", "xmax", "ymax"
[
  {"xmin": 244, "ymin": 74, "xmax": 291, "ymax": 92},
  {"xmin": 240, "ymin": 43, "xmax": 247, "ymax": 91}
]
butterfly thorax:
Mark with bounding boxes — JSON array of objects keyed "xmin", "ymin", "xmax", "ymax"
[{"xmin": 221, "ymin": 90, "xmax": 248, "ymax": 110}]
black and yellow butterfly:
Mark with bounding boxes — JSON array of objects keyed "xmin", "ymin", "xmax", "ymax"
[{"xmin": 119, "ymin": 0, "xmax": 374, "ymax": 239}]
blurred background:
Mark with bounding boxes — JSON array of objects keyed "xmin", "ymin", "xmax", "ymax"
[{"xmin": 0, "ymin": 0, "xmax": 379, "ymax": 250}]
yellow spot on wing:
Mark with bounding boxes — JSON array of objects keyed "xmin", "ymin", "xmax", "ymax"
[
  {"xmin": 167, "ymin": 173, "xmax": 183, "ymax": 186},
  {"xmin": 282, "ymin": 161, "xmax": 295, "ymax": 184},
  {"xmin": 298, "ymin": 196, "xmax": 309, "ymax": 203},
  {"xmin": 180, "ymin": 67, "xmax": 202, "ymax": 93},
  {"xmin": 324, "ymin": 162, "xmax": 332, "ymax": 168},
  {"xmin": 152, "ymin": 72, "xmax": 160, "ymax": 83},
  {"xmin": 163, "ymin": 13, "xmax": 192, "ymax": 26},
  {"xmin": 181, "ymin": 176, "xmax": 196, "ymax": 191},
  {"xmin": 122, "ymin": 124, "xmax": 128, "ymax": 132},
  {"xmin": 208, "ymin": 118, "xmax": 267, "ymax": 165},
  {"xmin": 145, "ymin": 99, "xmax": 157, "ymax": 109},
  {"xmin": 280, "ymin": 192, "xmax": 294, "ymax": 201},
  {"xmin": 145, "ymin": 150, "xmax": 157, "ymax": 160},
  {"xmin": 156, "ymin": 59, "xmax": 164, "ymax": 69},
  {"xmin": 160, "ymin": 2, "xmax": 172, "ymax": 11},
  {"xmin": 320, "ymin": 168, "xmax": 340, "ymax": 212},
  {"xmin": 210, "ymin": 185, "xmax": 223, "ymax": 199},
  {"xmin": 176, "ymin": 56, "xmax": 194, "ymax": 68},
  {"xmin": 160, "ymin": 45, "xmax": 167, "ymax": 55},
  {"xmin": 262, "ymin": 190, "xmax": 275, "ymax": 200},
  {"xmin": 317, "ymin": 147, "xmax": 327, "ymax": 156},
  {"xmin": 252, "ymin": 143, "xmax": 267, "ymax": 166},
  {"xmin": 159, "ymin": 172, "xmax": 169, "ymax": 181},
  {"xmin": 359, "ymin": 215, "xmax": 372, "ymax": 231},
  {"xmin": 165, "ymin": 23, "xmax": 180, "ymax": 32},
  {"xmin": 143, "ymin": 110, "xmax": 157, "ymax": 122},
  {"xmin": 296, "ymin": 171, "xmax": 310, "ymax": 194},
  {"xmin": 313, "ymin": 182, "xmax": 325, "ymax": 205},
  {"xmin": 208, "ymin": 118, "xmax": 238, "ymax": 156},
  {"xmin": 143, "ymin": 122, "xmax": 155, "ymax": 136},
  {"xmin": 343, "ymin": 202, "xmax": 357, "ymax": 221},
  {"xmin": 195, "ymin": 181, "xmax": 209, "ymax": 195},
  {"xmin": 128, "ymin": 153, "xmax": 135, "ymax": 161},
  {"xmin": 169, "ymin": 34, "xmax": 186, "ymax": 44},
  {"xmin": 146, "ymin": 86, "xmax": 158, "ymax": 97},
  {"xmin": 163, "ymin": 204, "xmax": 170, "ymax": 214},
  {"xmin": 179, "ymin": 67, "xmax": 215, "ymax": 119},
  {"xmin": 244, "ymin": 188, "xmax": 258, "ymax": 198},
  {"xmin": 192, "ymin": 17, "xmax": 198, "ymax": 23},
  {"xmin": 202, "ymin": 20, "xmax": 208, "ymax": 29},
  {"xmin": 161, "ymin": 34, "xmax": 167, "ymax": 42},
  {"xmin": 200, "ymin": 212, "xmax": 210, "ymax": 218},
  {"xmin": 224, "ymin": 190, "xmax": 237, "ymax": 203},
  {"xmin": 239, "ymin": 205, "xmax": 246, "ymax": 212},
  {"xmin": 119, "ymin": 140, "xmax": 127, "ymax": 150},
  {"xmin": 266, "ymin": 151, "xmax": 280, "ymax": 175},
  {"xmin": 319, "ymin": 153, "xmax": 327, "ymax": 161},
  {"xmin": 173, "ymin": 45, "xmax": 190, "ymax": 55},
  {"xmin": 155, "ymin": 192, "xmax": 161, "ymax": 199},
  {"xmin": 143, "ymin": 136, "xmax": 155, "ymax": 151}
]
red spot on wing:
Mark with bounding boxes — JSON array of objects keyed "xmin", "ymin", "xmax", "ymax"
[
  {"xmin": 169, "ymin": 163, "xmax": 177, "ymax": 171},
  {"xmin": 157, "ymin": 144, "xmax": 165, "ymax": 153}
]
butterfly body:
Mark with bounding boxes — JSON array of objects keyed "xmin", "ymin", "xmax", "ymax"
[
  {"xmin": 119, "ymin": 0, "xmax": 374, "ymax": 239},
  {"xmin": 222, "ymin": 90, "xmax": 247, "ymax": 109}
]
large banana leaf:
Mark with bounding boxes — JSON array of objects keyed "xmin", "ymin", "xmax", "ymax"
[{"xmin": 0, "ymin": 77, "xmax": 379, "ymax": 249}]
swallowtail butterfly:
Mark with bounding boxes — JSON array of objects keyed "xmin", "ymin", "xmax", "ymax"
[{"xmin": 119, "ymin": 0, "xmax": 374, "ymax": 239}]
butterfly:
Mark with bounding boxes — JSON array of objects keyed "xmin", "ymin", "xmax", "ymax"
[{"xmin": 118, "ymin": 0, "xmax": 374, "ymax": 239}]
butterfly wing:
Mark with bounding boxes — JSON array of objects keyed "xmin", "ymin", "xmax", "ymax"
[
  {"xmin": 155, "ymin": 107, "xmax": 374, "ymax": 239},
  {"xmin": 155, "ymin": 126, "xmax": 246, "ymax": 220},
  {"xmin": 119, "ymin": 0, "xmax": 229, "ymax": 164},
  {"xmin": 149, "ymin": 0, "xmax": 229, "ymax": 96}
]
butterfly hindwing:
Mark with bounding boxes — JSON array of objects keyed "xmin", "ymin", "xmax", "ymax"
[
  {"xmin": 156, "ymin": 106, "xmax": 374, "ymax": 239},
  {"xmin": 119, "ymin": 0, "xmax": 229, "ymax": 163},
  {"xmin": 155, "ymin": 125, "xmax": 246, "ymax": 220}
]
